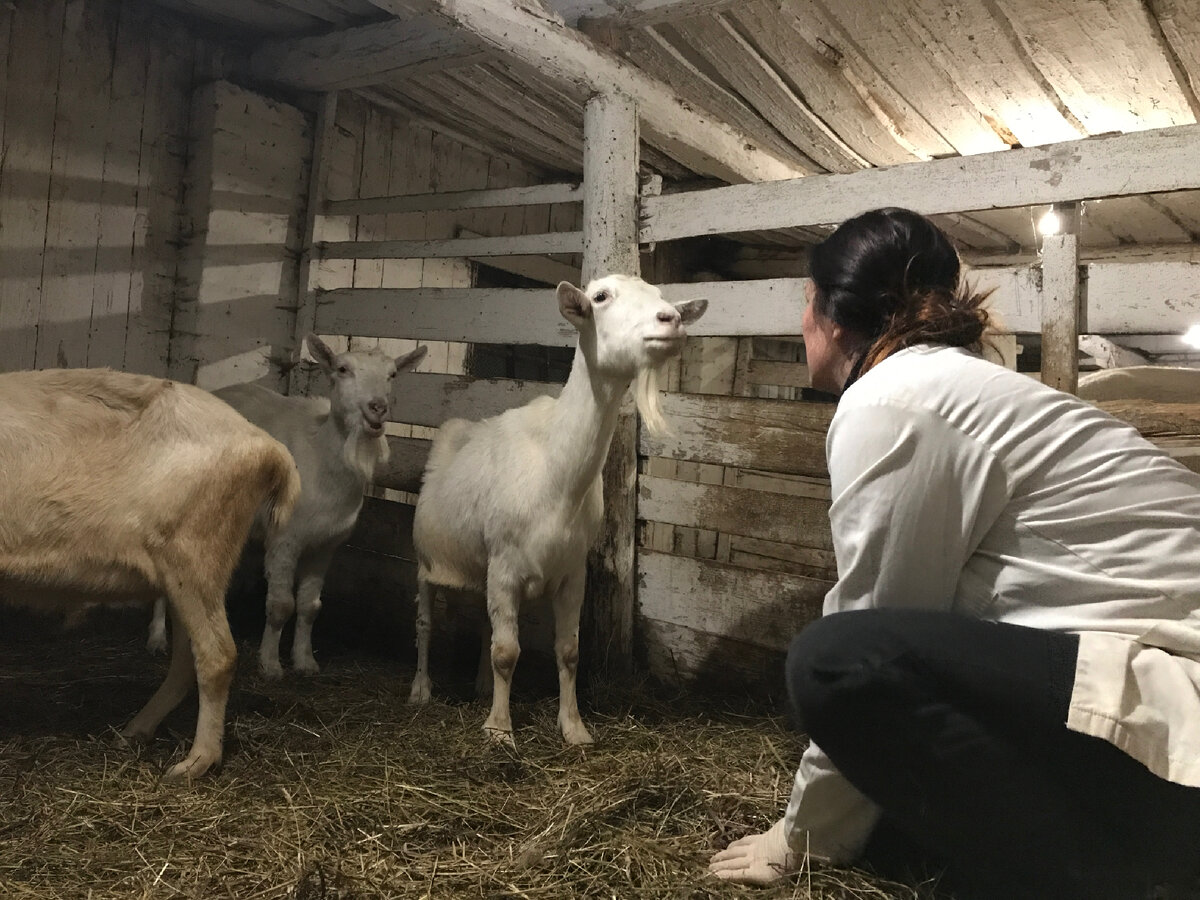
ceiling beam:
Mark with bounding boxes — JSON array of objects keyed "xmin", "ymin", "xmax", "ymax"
[
  {"xmin": 642, "ymin": 123, "xmax": 1200, "ymax": 241},
  {"xmin": 427, "ymin": 0, "xmax": 805, "ymax": 183},
  {"xmin": 247, "ymin": 14, "xmax": 484, "ymax": 91}
]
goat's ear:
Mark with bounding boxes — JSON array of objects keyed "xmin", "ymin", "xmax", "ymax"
[
  {"xmin": 674, "ymin": 298, "xmax": 709, "ymax": 325},
  {"xmin": 557, "ymin": 281, "xmax": 591, "ymax": 326},
  {"xmin": 396, "ymin": 345, "xmax": 428, "ymax": 371},
  {"xmin": 306, "ymin": 333, "xmax": 337, "ymax": 371}
]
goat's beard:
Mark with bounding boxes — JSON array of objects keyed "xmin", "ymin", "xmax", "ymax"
[
  {"xmin": 344, "ymin": 430, "xmax": 389, "ymax": 481},
  {"xmin": 634, "ymin": 364, "xmax": 670, "ymax": 436}
]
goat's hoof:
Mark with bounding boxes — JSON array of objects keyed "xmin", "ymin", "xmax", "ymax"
[
  {"xmin": 163, "ymin": 751, "xmax": 218, "ymax": 783},
  {"xmin": 118, "ymin": 724, "xmax": 154, "ymax": 746},
  {"xmin": 483, "ymin": 726, "xmax": 516, "ymax": 748},
  {"xmin": 408, "ymin": 676, "xmax": 431, "ymax": 705},
  {"xmin": 293, "ymin": 657, "xmax": 320, "ymax": 676},
  {"xmin": 561, "ymin": 721, "xmax": 594, "ymax": 746},
  {"xmin": 258, "ymin": 659, "xmax": 285, "ymax": 680},
  {"xmin": 146, "ymin": 634, "xmax": 168, "ymax": 655}
]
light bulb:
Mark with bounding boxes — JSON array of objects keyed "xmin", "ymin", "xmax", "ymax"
[
  {"xmin": 1037, "ymin": 209, "xmax": 1061, "ymax": 236},
  {"xmin": 1184, "ymin": 324, "xmax": 1200, "ymax": 349}
]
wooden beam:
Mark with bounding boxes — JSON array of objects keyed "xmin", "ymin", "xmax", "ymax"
[
  {"xmin": 290, "ymin": 92, "xmax": 337, "ymax": 395},
  {"xmin": 582, "ymin": 91, "xmax": 640, "ymax": 680},
  {"xmin": 319, "ymin": 231, "xmax": 583, "ymax": 259},
  {"xmin": 571, "ymin": 0, "xmax": 740, "ymax": 26},
  {"xmin": 248, "ymin": 15, "xmax": 482, "ymax": 91},
  {"xmin": 324, "ymin": 182, "xmax": 582, "ymax": 216},
  {"xmin": 640, "ymin": 123, "xmax": 1200, "ymax": 242},
  {"xmin": 458, "ymin": 228, "xmax": 580, "ymax": 286},
  {"xmin": 1040, "ymin": 202, "xmax": 1082, "ymax": 392},
  {"xmin": 428, "ymin": 0, "xmax": 805, "ymax": 183},
  {"xmin": 1077, "ymin": 335, "xmax": 1148, "ymax": 369}
]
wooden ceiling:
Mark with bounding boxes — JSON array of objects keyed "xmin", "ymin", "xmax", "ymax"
[{"xmin": 150, "ymin": 0, "xmax": 1200, "ymax": 260}]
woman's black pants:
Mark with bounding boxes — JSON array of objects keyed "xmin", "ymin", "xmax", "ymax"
[{"xmin": 786, "ymin": 608, "xmax": 1200, "ymax": 900}]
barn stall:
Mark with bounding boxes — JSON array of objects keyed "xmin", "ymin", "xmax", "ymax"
[{"xmin": 2, "ymin": 0, "xmax": 1200, "ymax": 896}]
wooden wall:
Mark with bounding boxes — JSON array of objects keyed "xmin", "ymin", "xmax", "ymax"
[
  {"xmin": 0, "ymin": 0, "xmax": 213, "ymax": 376},
  {"xmin": 169, "ymin": 81, "xmax": 310, "ymax": 392}
]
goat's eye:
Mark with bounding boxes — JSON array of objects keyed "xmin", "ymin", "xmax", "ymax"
[
  {"xmin": 593, "ymin": 290, "xmax": 609, "ymax": 303},
  {"xmin": 337, "ymin": 365, "xmax": 349, "ymax": 375}
]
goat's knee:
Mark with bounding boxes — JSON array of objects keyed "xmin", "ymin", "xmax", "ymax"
[{"xmin": 491, "ymin": 639, "xmax": 519, "ymax": 681}]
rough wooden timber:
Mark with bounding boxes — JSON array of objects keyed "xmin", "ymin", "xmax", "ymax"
[{"xmin": 640, "ymin": 124, "xmax": 1200, "ymax": 242}]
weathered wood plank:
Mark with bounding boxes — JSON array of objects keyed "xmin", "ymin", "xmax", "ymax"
[
  {"xmin": 389, "ymin": 372, "xmax": 558, "ymax": 426},
  {"xmin": 747, "ymin": 359, "xmax": 809, "ymax": 389},
  {"xmin": 34, "ymin": 0, "xmax": 113, "ymax": 371},
  {"xmin": 85, "ymin": 0, "xmax": 142, "ymax": 370},
  {"xmin": 638, "ymin": 550, "xmax": 829, "ymax": 656},
  {"xmin": 638, "ymin": 474, "xmax": 833, "ymax": 549},
  {"xmin": 1040, "ymin": 210, "xmax": 1081, "ymax": 392},
  {"xmin": 603, "ymin": 26, "xmax": 816, "ymax": 172},
  {"xmin": 325, "ymin": 182, "xmax": 582, "ymax": 217},
  {"xmin": 1097, "ymin": 401, "xmax": 1200, "ymax": 437},
  {"xmin": 375, "ymin": 435, "xmax": 432, "ymax": 493},
  {"xmin": 0, "ymin": 0, "xmax": 65, "ymax": 370},
  {"xmin": 728, "ymin": 1, "xmax": 920, "ymax": 167},
  {"xmin": 810, "ymin": 0, "xmax": 1008, "ymax": 156},
  {"xmin": 582, "ymin": 91, "xmax": 641, "ymax": 679},
  {"xmin": 997, "ymin": 0, "xmax": 1194, "ymax": 134},
  {"xmin": 427, "ymin": 0, "xmax": 804, "ymax": 183},
  {"xmin": 124, "ymin": 10, "xmax": 193, "ymax": 377},
  {"xmin": 320, "ymin": 231, "xmax": 583, "ymax": 259},
  {"xmin": 1082, "ymin": 260, "xmax": 1200, "ymax": 334},
  {"xmin": 641, "ymin": 124, "xmax": 1200, "ymax": 242},
  {"xmin": 682, "ymin": 16, "xmax": 867, "ymax": 174},
  {"xmin": 289, "ymin": 92, "xmax": 337, "ymax": 394},
  {"xmin": 314, "ymin": 287, "xmax": 573, "ymax": 344},
  {"xmin": 248, "ymin": 15, "xmax": 481, "ymax": 91},
  {"xmin": 641, "ymin": 393, "xmax": 834, "ymax": 477}
]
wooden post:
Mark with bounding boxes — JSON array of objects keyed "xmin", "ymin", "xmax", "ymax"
[
  {"xmin": 1040, "ymin": 201, "xmax": 1081, "ymax": 393},
  {"xmin": 289, "ymin": 91, "xmax": 338, "ymax": 396},
  {"xmin": 582, "ymin": 91, "xmax": 639, "ymax": 682}
]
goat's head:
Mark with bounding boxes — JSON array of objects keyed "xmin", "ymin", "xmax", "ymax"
[
  {"xmin": 305, "ymin": 335, "xmax": 428, "ymax": 437},
  {"xmin": 557, "ymin": 275, "xmax": 707, "ymax": 434},
  {"xmin": 556, "ymin": 275, "xmax": 708, "ymax": 378}
]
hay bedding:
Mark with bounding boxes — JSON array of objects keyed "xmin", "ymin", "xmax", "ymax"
[{"xmin": 0, "ymin": 619, "xmax": 930, "ymax": 899}]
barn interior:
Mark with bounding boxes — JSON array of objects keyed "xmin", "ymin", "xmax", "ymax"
[{"xmin": 1, "ymin": 0, "xmax": 1199, "ymax": 896}]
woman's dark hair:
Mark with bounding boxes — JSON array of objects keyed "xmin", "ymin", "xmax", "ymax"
[{"xmin": 809, "ymin": 207, "xmax": 994, "ymax": 376}]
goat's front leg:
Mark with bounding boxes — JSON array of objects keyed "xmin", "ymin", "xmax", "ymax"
[
  {"xmin": 483, "ymin": 565, "xmax": 522, "ymax": 746},
  {"xmin": 291, "ymin": 548, "xmax": 334, "ymax": 676},
  {"xmin": 552, "ymin": 564, "xmax": 593, "ymax": 745},
  {"xmin": 260, "ymin": 539, "xmax": 301, "ymax": 678},
  {"xmin": 407, "ymin": 577, "xmax": 435, "ymax": 704}
]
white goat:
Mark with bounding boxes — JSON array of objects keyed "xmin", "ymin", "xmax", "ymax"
[
  {"xmin": 149, "ymin": 335, "xmax": 427, "ymax": 678},
  {"xmin": 408, "ymin": 275, "xmax": 707, "ymax": 745},
  {"xmin": 1078, "ymin": 365, "xmax": 1200, "ymax": 403},
  {"xmin": 0, "ymin": 368, "xmax": 300, "ymax": 781}
]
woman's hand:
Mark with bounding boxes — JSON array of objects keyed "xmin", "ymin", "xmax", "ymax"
[{"xmin": 708, "ymin": 817, "xmax": 796, "ymax": 885}]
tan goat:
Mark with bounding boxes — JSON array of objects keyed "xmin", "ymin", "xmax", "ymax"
[{"xmin": 0, "ymin": 368, "xmax": 301, "ymax": 781}]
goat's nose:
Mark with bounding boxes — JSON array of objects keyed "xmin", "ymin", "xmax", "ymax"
[
  {"xmin": 368, "ymin": 399, "xmax": 388, "ymax": 417},
  {"xmin": 657, "ymin": 309, "xmax": 681, "ymax": 325}
]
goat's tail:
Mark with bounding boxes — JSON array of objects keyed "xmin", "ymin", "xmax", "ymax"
[{"xmin": 259, "ymin": 439, "xmax": 302, "ymax": 536}]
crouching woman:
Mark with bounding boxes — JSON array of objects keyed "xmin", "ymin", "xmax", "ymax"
[{"xmin": 709, "ymin": 207, "xmax": 1200, "ymax": 899}]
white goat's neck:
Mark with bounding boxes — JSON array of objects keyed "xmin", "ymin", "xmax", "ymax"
[
  {"xmin": 314, "ymin": 409, "xmax": 385, "ymax": 486},
  {"xmin": 546, "ymin": 342, "xmax": 630, "ymax": 505}
]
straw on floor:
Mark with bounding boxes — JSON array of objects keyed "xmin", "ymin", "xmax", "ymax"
[{"xmin": 0, "ymin": 620, "xmax": 937, "ymax": 899}]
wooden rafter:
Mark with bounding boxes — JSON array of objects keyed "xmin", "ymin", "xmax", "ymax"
[
  {"xmin": 248, "ymin": 14, "xmax": 485, "ymax": 90},
  {"xmin": 426, "ymin": 0, "xmax": 806, "ymax": 183}
]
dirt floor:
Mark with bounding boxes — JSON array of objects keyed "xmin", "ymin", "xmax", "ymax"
[{"xmin": 0, "ymin": 610, "xmax": 937, "ymax": 899}]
